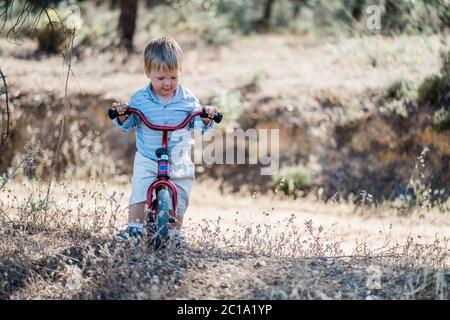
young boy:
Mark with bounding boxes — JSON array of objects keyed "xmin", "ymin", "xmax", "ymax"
[{"xmin": 111, "ymin": 37, "xmax": 218, "ymax": 244}]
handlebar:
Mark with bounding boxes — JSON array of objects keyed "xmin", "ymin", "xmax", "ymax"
[{"xmin": 108, "ymin": 107, "xmax": 222, "ymax": 131}]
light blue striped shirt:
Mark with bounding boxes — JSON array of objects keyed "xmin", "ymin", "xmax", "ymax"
[{"xmin": 112, "ymin": 84, "xmax": 213, "ymax": 163}]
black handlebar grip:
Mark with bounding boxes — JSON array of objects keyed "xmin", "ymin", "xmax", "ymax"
[
  {"xmin": 108, "ymin": 108, "xmax": 130, "ymax": 120},
  {"xmin": 108, "ymin": 108, "xmax": 119, "ymax": 119},
  {"xmin": 201, "ymin": 109, "xmax": 223, "ymax": 124},
  {"xmin": 213, "ymin": 112, "xmax": 222, "ymax": 124}
]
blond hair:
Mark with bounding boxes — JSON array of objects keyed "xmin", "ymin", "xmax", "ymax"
[{"xmin": 144, "ymin": 37, "xmax": 183, "ymax": 73}]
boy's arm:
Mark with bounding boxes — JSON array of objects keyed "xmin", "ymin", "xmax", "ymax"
[
  {"xmin": 184, "ymin": 90, "xmax": 216, "ymax": 133},
  {"xmin": 190, "ymin": 104, "xmax": 216, "ymax": 133},
  {"xmin": 191, "ymin": 114, "xmax": 215, "ymax": 134},
  {"xmin": 112, "ymin": 113, "xmax": 139, "ymax": 133},
  {"xmin": 111, "ymin": 99, "xmax": 139, "ymax": 133}
]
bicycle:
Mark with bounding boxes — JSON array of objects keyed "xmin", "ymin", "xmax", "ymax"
[{"xmin": 108, "ymin": 106, "xmax": 222, "ymax": 249}]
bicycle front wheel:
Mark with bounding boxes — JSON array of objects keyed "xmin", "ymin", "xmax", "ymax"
[{"xmin": 154, "ymin": 188, "xmax": 171, "ymax": 250}]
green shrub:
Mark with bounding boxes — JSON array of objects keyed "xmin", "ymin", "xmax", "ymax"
[
  {"xmin": 381, "ymin": 79, "xmax": 414, "ymax": 118},
  {"xmin": 442, "ymin": 50, "xmax": 450, "ymax": 73},
  {"xmin": 27, "ymin": 7, "xmax": 66, "ymax": 54},
  {"xmin": 72, "ymin": 7, "xmax": 119, "ymax": 49},
  {"xmin": 210, "ymin": 90, "xmax": 242, "ymax": 128},
  {"xmin": 201, "ymin": 16, "xmax": 233, "ymax": 46},
  {"xmin": 272, "ymin": 165, "xmax": 311, "ymax": 197},
  {"xmin": 417, "ymin": 51, "xmax": 450, "ymax": 106},
  {"xmin": 383, "ymin": 100, "xmax": 409, "ymax": 118},
  {"xmin": 385, "ymin": 79, "xmax": 413, "ymax": 101},
  {"xmin": 382, "ymin": 0, "xmax": 417, "ymax": 34},
  {"xmin": 214, "ymin": 0, "xmax": 264, "ymax": 34},
  {"xmin": 34, "ymin": 23, "xmax": 65, "ymax": 54},
  {"xmin": 433, "ymin": 108, "xmax": 450, "ymax": 131},
  {"xmin": 418, "ymin": 74, "xmax": 447, "ymax": 105}
]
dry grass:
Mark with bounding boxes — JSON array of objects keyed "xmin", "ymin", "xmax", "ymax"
[{"xmin": 0, "ymin": 179, "xmax": 448, "ymax": 300}]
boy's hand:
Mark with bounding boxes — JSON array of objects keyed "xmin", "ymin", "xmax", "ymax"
[
  {"xmin": 201, "ymin": 105, "xmax": 217, "ymax": 125},
  {"xmin": 112, "ymin": 101, "xmax": 128, "ymax": 123}
]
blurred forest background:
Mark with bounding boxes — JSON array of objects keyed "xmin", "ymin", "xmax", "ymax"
[{"xmin": 0, "ymin": 0, "xmax": 449, "ymax": 209}]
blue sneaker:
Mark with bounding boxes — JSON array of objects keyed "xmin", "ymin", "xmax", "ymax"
[{"xmin": 116, "ymin": 226, "xmax": 142, "ymax": 243}]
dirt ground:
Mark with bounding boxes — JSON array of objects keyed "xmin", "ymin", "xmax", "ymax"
[
  {"xmin": 0, "ymin": 180, "xmax": 448, "ymax": 300},
  {"xmin": 1, "ymin": 34, "xmax": 448, "ymax": 103}
]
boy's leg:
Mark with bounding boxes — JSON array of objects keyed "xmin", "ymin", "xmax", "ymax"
[
  {"xmin": 118, "ymin": 151, "xmax": 157, "ymax": 240},
  {"xmin": 170, "ymin": 176, "xmax": 194, "ymax": 232},
  {"xmin": 170, "ymin": 215, "xmax": 183, "ymax": 230},
  {"xmin": 128, "ymin": 151, "xmax": 159, "ymax": 226},
  {"xmin": 128, "ymin": 201, "xmax": 146, "ymax": 224},
  {"xmin": 116, "ymin": 201, "xmax": 146, "ymax": 241}
]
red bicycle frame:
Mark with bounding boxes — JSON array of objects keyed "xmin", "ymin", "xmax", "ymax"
[{"xmin": 125, "ymin": 107, "xmax": 206, "ymax": 222}]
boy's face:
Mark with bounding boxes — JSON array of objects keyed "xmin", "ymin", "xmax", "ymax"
[{"xmin": 146, "ymin": 68, "xmax": 180, "ymax": 100}]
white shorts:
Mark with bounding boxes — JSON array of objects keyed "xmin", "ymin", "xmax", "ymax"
[{"xmin": 129, "ymin": 151, "xmax": 195, "ymax": 216}]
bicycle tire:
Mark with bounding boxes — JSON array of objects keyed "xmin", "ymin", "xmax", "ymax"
[{"xmin": 154, "ymin": 188, "xmax": 171, "ymax": 250}]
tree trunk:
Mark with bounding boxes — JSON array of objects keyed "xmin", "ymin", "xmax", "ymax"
[
  {"xmin": 351, "ymin": 0, "xmax": 367, "ymax": 21},
  {"xmin": 258, "ymin": 0, "xmax": 275, "ymax": 31},
  {"xmin": 118, "ymin": 0, "xmax": 138, "ymax": 51},
  {"xmin": 263, "ymin": 0, "xmax": 275, "ymax": 22},
  {"xmin": 293, "ymin": 0, "xmax": 306, "ymax": 18}
]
